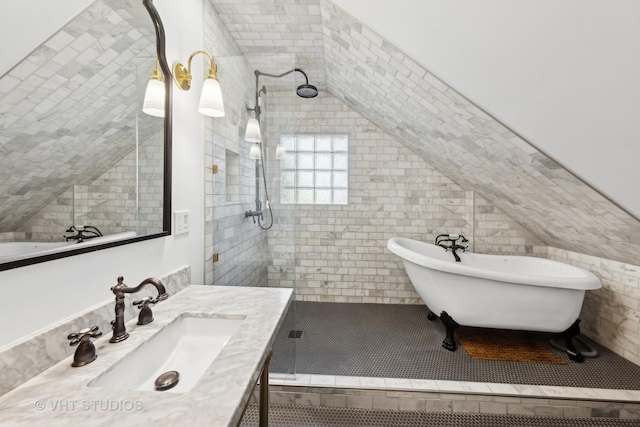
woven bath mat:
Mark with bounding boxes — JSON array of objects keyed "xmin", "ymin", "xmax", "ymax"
[{"xmin": 456, "ymin": 327, "xmax": 566, "ymax": 364}]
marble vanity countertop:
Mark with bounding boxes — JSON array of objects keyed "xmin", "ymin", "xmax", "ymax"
[{"xmin": 0, "ymin": 285, "xmax": 293, "ymax": 427}]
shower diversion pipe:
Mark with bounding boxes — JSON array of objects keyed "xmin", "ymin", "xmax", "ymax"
[
  {"xmin": 247, "ymin": 68, "xmax": 317, "ymax": 230},
  {"xmin": 253, "ymin": 80, "xmax": 273, "ymax": 231}
]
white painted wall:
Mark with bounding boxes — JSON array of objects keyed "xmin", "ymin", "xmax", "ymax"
[
  {"xmin": 1, "ymin": 0, "xmax": 93, "ymax": 75},
  {"xmin": 0, "ymin": 0, "xmax": 205, "ymax": 348},
  {"xmin": 333, "ymin": 0, "xmax": 640, "ymax": 218}
]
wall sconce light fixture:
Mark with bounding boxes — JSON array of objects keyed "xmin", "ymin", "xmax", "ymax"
[
  {"xmin": 142, "ymin": 59, "xmax": 165, "ymax": 117},
  {"xmin": 249, "ymin": 143, "xmax": 261, "ymax": 160},
  {"xmin": 245, "ymin": 117, "xmax": 262, "ymax": 143},
  {"xmin": 275, "ymin": 144, "xmax": 286, "ymax": 159},
  {"xmin": 173, "ymin": 50, "xmax": 225, "ymax": 117}
]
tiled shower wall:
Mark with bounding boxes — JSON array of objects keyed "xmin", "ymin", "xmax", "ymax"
[
  {"xmin": 15, "ymin": 130, "xmax": 164, "ymax": 242},
  {"xmin": 209, "ymin": 0, "xmax": 640, "ymax": 266},
  {"xmin": 266, "ymin": 91, "xmax": 540, "ymax": 303},
  {"xmin": 546, "ymin": 247, "xmax": 640, "ymax": 366},
  {"xmin": 203, "ymin": 0, "xmax": 268, "ymax": 287}
]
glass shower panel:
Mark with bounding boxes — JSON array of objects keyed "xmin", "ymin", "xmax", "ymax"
[{"xmin": 206, "ymin": 53, "xmax": 298, "ymax": 379}]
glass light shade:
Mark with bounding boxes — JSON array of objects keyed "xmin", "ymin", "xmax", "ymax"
[
  {"xmin": 245, "ymin": 117, "xmax": 262, "ymax": 143},
  {"xmin": 142, "ymin": 78, "xmax": 165, "ymax": 117},
  {"xmin": 249, "ymin": 143, "xmax": 261, "ymax": 160},
  {"xmin": 275, "ymin": 144, "xmax": 286, "ymax": 159},
  {"xmin": 198, "ymin": 78, "xmax": 225, "ymax": 117}
]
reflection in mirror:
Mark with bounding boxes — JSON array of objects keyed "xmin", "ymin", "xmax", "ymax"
[{"xmin": 0, "ymin": 0, "xmax": 171, "ymax": 270}]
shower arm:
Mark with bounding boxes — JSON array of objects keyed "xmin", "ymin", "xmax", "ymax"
[{"xmin": 253, "ymin": 68, "xmax": 309, "ymax": 112}]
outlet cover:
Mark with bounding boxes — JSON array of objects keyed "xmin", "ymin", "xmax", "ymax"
[{"xmin": 174, "ymin": 210, "xmax": 189, "ymax": 235}]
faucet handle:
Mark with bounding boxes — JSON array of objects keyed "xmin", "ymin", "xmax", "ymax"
[
  {"xmin": 67, "ymin": 326, "xmax": 102, "ymax": 346},
  {"xmin": 67, "ymin": 326, "xmax": 102, "ymax": 367},
  {"xmin": 133, "ymin": 297, "xmax": 157, "ymax": 326},
  {"xmin": 133, "ymin": 296, "xmax": 159, "ymax": 308}
]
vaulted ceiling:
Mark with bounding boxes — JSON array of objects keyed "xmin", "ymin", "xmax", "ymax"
[{"xmin": 210, "ymin": 0, "xmax": 640, "ymax": 265}]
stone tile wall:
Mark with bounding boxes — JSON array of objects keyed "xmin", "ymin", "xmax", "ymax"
[
  {"xmin": 0, "ymin": 0, "xmax": 160, "ymax": 233},
  {"xmin": 0, "ymin": 232, "xmax": 27, "ymax": 243},
  {"xmin": 16, "ymin": 129, "xmax": 164, "ymax": 241},
  {"xmin": 318, "ymin": 0, "xmax": 640, "ymax": 265},
  {"xmin": 473, "ymin": 195, "xmax": 542, "ymax": 255},
  {"xmin": 265, "ymin": 91, "xmax": 539, "ymax": 303},
  {"xmin": 203, "ymin": 0, "xmax": 270, "ymax": 287},
  {"xmin": 546, "ymin": 247, "xmax": 640, "ymax": 366},
  {"xmin": 209, "ymin": 0, "xmax": 640, "ymax": 267},
  {"xmin": 15, "ymin": 190, "xmax": 74, "ymax": 241}
]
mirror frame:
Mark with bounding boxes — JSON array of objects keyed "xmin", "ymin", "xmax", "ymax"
[{"xmin": 0, "ymin": 0, "xmax": 172, "ymax": 272}]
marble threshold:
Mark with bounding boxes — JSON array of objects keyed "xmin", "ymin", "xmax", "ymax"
[{"xmin": 269, "ymin": 373, "xmax": 640, "ymax": 403}]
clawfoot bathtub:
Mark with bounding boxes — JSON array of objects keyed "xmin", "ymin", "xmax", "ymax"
[{"xmin": 387, "ymin": 237, "xmax": 601, "ymax": 362}]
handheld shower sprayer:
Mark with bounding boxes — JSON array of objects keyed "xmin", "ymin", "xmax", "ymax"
[{"xmin": 245, "ymin": 67, "xmax": 318, "ymax": 230}]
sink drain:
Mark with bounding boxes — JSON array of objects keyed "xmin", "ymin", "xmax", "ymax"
[{"xmin": 155, "ymin": 370, "xmax": 180, "ymax": 391}]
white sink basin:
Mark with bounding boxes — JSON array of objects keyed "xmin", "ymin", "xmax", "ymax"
[{"xmin": 89, "ymin": 314, "xmax": 245, "ymax": 393}]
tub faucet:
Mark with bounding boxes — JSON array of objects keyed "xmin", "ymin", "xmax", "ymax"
[
  {"xmin": 109, "ymin": 276, "xmax": 168, "ymax": 343},
  {"xmin": 64, "ymin": 225, "xmax": 103, "ymax": 243},
  {"xmin": 435, "ymin": 234, "xmax": 468, "ymax": 262}
]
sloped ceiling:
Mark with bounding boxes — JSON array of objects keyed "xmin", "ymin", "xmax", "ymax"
[
  {"xmin": 210, "ymin": 0, "xmax": 640, "ymax": 265},
  {"xmin": 0, "ymin": 0, "xmax": 161, "ymax": 232}
]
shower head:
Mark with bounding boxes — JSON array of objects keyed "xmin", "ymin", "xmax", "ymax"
[
  {"xmin": 296, "ymin": 83, "xmax": 318, "ymax": 98},
  {"xmin": 293, "ymin": 68, "xmax": 317, "ymax": 98},
  {"xmin": 254, "ymin": 68, "xmax": 318, "ymax": 99}
]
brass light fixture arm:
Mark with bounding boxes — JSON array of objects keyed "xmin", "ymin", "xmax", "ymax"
[
  {"xmin": 174, "ymin": 50, "xmax": 218, "ymax": 91},
  {"xmin": 149, "ymin": 58, "xmax": 163, "ymax": 82}
]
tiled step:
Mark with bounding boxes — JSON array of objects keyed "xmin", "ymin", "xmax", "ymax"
[
  {"xmin": 257, "ymin": 375, "xmax": 640, "ymax": 420},
  {"xmin": 240, "ymin": 403, "xmax": 640, "ymax": 426}
]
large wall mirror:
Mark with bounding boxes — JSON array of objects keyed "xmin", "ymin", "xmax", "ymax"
[{"xmin": 0, "ymin": 0, "xmax": 172, "ymax": 271}]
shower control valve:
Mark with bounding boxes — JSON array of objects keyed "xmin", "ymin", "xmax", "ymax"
[{"xmin": 245, "ymin": 209, "xmax": 263, "ymax": 223}]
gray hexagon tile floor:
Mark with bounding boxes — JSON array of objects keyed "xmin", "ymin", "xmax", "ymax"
[
  {"xmin": 240, "ymin": 404, "xmax": 640, "ymax": 427},
  {"xmin": 270, "ymin": 302, "xmax": 640, "ymax": 390}
]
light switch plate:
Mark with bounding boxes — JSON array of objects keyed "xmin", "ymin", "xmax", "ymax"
[{"xmin": 174, "ymin": 210, "xmax": 189, "ymax": 235}]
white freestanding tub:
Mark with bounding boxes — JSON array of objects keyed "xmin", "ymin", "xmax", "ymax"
[{"xmin": 387, "ymin": 237, "xmax": 601, "ymax": 360}]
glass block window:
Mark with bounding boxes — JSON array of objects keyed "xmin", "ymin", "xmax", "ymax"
[{"xmin": 280, "ymin": 134, "xmax": 348, "ymax": 205}]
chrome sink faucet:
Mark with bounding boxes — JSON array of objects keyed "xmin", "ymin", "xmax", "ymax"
[{"xmin": 109, "ymin": 276, "xmax": 168, "ymax": 343}]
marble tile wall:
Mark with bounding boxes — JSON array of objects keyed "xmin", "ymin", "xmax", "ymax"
[
  {"xmin": 211, "ymin": 0, "xmax": 326, "ymax": 94},
  {"xmin": 203, "ymin": 0, "xmax": 269, "ymax": 287},
  {"xmin": 0, "ymin": 0, "xmax": 161, "ymax": 234},
  {"xmin": 0, "ymin": 232, "xmax": 27, "ymax": 243},
  {"xmin": 318, "ymin": 0, "xmax": 640, "ymax": 266},
  {"xmin": 15, "ymin": 190, "xmax": 74, "ymax": 241},
  {"xmin": 16, "ymin": 129, "xmax": 165, "ymax": 241},
  {"xmin": 0, "ymin": 265, "xmax": 191, "ymax": 397},
  {"xmin": 265, "ymin": 91, "xmax": 539, "ymax": 303},
  {"xmin": 473, "ymin": 195, "xmax": 543, "ymax": 255},
  {"xmin": 546, "ymin": 247, "xmax": 640, "ymax": 366},
  {"xmin": 209, "ymin": 0, "xmax": 640, "ymax": 267}
]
